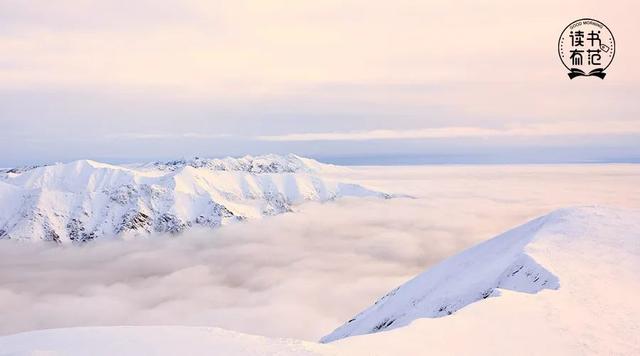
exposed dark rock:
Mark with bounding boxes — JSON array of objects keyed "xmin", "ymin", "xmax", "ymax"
[
  {"xmin": 66, "ymin": 218, "xmax": 85, "ymax": 241},
  {"xmin": 107, "ymin": 184, "xmax": 139, "ymax": 205},
  {"xmin": 0, "ymin": 164, "xmax": 47, "ymax": 175},
  {"xmin": 45, "ymin": 229, "xmax": 61, "ymax": 244},
  {"xmin": 262, "ymin": 191, "xmax": 291, "ymax": 215},
  {"xmin": 372, "ymin": 318, "xmax": 395, "ymax": 331},
  {"xmin": 154, "ymin": 213, "xmax": 187, "ymax": 234},
  {"xmin": 116, "ymin": 211, "xmax": 152, "ymax": 234},
  {"xmin": 65, "ymin": 218, "xmax": 97, "ymax": 243}
]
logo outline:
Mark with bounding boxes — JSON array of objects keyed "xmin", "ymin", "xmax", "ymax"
[{"xmin": 558, "ymin": 18, "xmax": 615, "ymax": 79}]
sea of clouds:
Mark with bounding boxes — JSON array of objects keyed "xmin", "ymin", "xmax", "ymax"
[{"xmin": 1, "ymin": 164, "xmax": 639, "ymax": 341}]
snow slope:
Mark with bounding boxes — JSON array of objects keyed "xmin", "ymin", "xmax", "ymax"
[
  {"xmin": 0, "ymin": 326, "xmax": 345, "ymax": 356},
  {"xmin": 0, "ymin": 154, "xmax": 387, "ymax": 243},
  {"xmin": 322, "ymin": 208, "xmax": 560, "ymax": 342},
  {"xmin": 324, "ymin": 206, "xmax": 640, "ymax": 355}
]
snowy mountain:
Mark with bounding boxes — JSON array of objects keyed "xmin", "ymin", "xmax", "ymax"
[
  {"xmin": 322, "ymin": 206, "xmax": 640, "ymax": 346},
  {"xmin": 0, "ymin": 154, "xmax": 387, "ymax": 243}
]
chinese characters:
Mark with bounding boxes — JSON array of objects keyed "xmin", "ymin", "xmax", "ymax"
[{"xmin": 569, "ymin": 30, "xmax": 602, "ymax": 66}]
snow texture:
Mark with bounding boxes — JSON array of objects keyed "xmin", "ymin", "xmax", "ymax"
[
  {"xmin": 0, "ymin": 326, "xmax": 343, "ymax": 356},
  {"xmin": 322, "ymin": 206, "xmax": 639, "ymax": 344},
  {"xmin": 0, "ymin": 154, "xmax": 387, "ymax": 243}
]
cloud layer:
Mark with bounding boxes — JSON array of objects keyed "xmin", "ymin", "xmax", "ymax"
[{"xmin": 256, "ymin": 121, "xmax": 640, "ymax": 141}]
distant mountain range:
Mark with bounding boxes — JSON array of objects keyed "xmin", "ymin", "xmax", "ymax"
[{"xmin": 0, "ymin": 154, "xmax": 388, "ymax": 243}]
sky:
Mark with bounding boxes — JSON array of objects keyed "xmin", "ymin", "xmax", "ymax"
[
  {"xmin": 1, "ymin": 164, "xmax": 639, "ymax": 340},
  {"xmin": 1, "ymin": 0, "xmax": 639, "ymax": 166}
]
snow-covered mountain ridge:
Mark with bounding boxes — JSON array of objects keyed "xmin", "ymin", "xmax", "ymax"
[
  {"xmin": 322, "ymin": 205, "xmax": 640, "ymax": 344},
  {"xmin": 0, "ymin": 154, "xmax": 328, "ymax": 175},
  {"xmin": 0, "ymin": 154, "xmax": 388, "ymax": 243},
  {"xmin": 145, "ymin": 154, "xmax": 329, "ymax": 173}
]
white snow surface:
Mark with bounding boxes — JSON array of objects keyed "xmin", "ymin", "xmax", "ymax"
[
  {"xmin": 1, "ymin": 205, "xmax": 639, "ymax": 355},
  {"xmin": 0, "ymin": 326, "xmax": 344, "ymax": 356},
  {"xmin": 324, "ymin": 206, "xmax": 640, "ymax": 355},
  {"xmin": 322, "ymin": 207, "xmax": 562, "ymax": 342},
  {"xmin": 0, "ymin": 154, "xmax": 386, "ymax": 243}
]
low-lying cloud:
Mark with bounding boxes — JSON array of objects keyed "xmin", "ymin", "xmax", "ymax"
[
  {"xmin": 1, "ymin": 165, "xmax": 639, "ymax": 341},
  {"xmin": 0, "ymin": 197, "xmax": 470, "ymax": 341}
]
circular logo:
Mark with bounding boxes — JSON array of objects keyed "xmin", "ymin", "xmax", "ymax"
[{"xmin": 558, "ymin": 18, "xmax": 615, "ymax": 79}]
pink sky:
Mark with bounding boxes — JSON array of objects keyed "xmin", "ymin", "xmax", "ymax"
[{"xmin": 0, "ymin": 0, "xmax": 638, "ymax": 164}]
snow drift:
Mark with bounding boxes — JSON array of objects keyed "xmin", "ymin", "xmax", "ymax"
[
  {"xmin": 0, "ymin": 154, "xmax": 387, "ymax": 243},
  {"xmin": 0, "ymin": 326, "xmax": 344, "ymax": 356}
]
